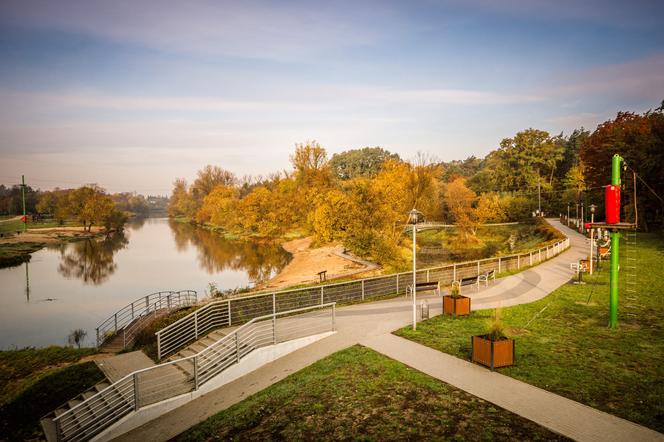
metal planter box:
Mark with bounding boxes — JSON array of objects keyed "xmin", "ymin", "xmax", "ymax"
[
  {"xmin": 471, "ymin": 334, "xmax": 515, "ymax": 370},
  {"xmin": 443, "ymin": 295, "xmax": 471, "ymax": 317}
]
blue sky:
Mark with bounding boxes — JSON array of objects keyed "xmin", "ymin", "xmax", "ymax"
[{"xmin": 0, "ymin": 0, "xmax": 663, "ymax": 194}]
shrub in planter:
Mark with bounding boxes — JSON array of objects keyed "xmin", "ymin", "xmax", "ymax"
[
  {"xmin": 443, "ymin": 284, "xmax": 471, "ymax": 317},
  {"xmin": 471, "ymin": 311, "xmax": 515, "ymax": 370}
]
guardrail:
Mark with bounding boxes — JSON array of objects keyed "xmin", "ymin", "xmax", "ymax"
[
  {"xmin": 96, "ymin": 290, "xmax": 197, "ymax": 349},
  {"xmin": 157, "ymin": 236, "xmax": 570, "ymax": 359},
  {"xmin": 53, "ymin": 303, "xmax": 335, "ymax": 442}
]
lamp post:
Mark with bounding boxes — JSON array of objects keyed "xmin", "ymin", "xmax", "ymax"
[
  {"xmin": 567, "ymin": 203, "xmax": 570, "ymax": 226},
  {"xmin": 580, "ymin": 202, "xmax": 585, "ymax": 233},
  {"xmin": 589, "ymin": 204, "xmax": 596, "ymax": 275},
  {"xmin": 408, "ymin": 208, "xmax": 422, "ymax": 331}
]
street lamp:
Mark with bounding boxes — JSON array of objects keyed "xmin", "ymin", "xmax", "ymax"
[
  {"xmin": 589, "ymin": 204, "xmax": 597, "ymax": 275},
  {"xmin": 580, "ymin": 202, "xmax": 585, "ymax": 233},
  {"xmin": 408, "ymin": 208, "xmax": 423, "ymax": 331}
]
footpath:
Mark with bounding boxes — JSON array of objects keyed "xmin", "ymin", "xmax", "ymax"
[{"xmin": 115, "ymin": 219, "xmax": 663, "ymax": 442}]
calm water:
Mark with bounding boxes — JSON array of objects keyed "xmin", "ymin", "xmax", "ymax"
[{"xmin": 0, "ymin": 218, "xmax": 290, "ymax": 349}]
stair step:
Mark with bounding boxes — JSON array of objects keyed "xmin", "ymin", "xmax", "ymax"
[
  {"xmin": 200, "ymin": 337, "xmax": 217, "ymax": 347},
  {"xmin": 189, "ymin": 342, "xmax": 207, "ymax": 353},
  {"xmin": 67, "ymin": 399, "xmax": 82, "ymax": 409},
  {"xmin": 94, "ymin": 382, "xmax": 111, "ymax": 392},
  {"xmin": 208, "ymin": 330, "xmax": 227, "ymax": 339},
  {"xmin": 82, "ymin": 391, "xmax": 96, "ymax": 400},
  {"xmin": 54, "ymin": 407, "xmax": 69, "ymax": 417}
]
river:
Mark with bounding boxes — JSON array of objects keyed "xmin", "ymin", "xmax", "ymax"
[{"xmin": 0, "ymin": 218, "xmax": 291, "ymax": 349}]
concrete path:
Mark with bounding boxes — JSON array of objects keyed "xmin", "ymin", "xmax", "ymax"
[
  {"xmin": 97, "ymin": 351, "xmax": 155, "ymax": 382},
  {"xmin": 114, "ymin": 219, "xmax": 663, "ymax": 442}
]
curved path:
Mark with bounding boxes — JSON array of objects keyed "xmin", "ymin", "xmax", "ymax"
[{"xmin": 114, "ymin": 220, "xmax": 662, "ymax": 442}]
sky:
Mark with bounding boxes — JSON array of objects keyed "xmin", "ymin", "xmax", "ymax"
[{"xmin": 0, "ymin": 0, "xmax": 663, "ymax": 195}]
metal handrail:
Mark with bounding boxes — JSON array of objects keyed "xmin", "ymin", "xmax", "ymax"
[
  {"xmin": 52, "ymin": 303, "xmax": 335, "ymax": 442},
  {"xmin": 156, "ymin": 235, "xmax": 570, "ymax": 359},
  {"xmin": 96, "ymin": 290, "xmax": 197, "ymax": 348}
]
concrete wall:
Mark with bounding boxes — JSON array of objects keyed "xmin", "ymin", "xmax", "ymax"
[{"xmin": 92, "ymin": 331, "xmax": 335, "ymax": 442}]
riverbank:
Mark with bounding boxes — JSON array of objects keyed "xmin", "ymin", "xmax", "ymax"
[
  {"xmin": 260, "ymin": 237, "xmax": 380, "ymax": 290},
  {"xmin": 0, "ymin": 226, "xmax": 105, "ymax": 269}
]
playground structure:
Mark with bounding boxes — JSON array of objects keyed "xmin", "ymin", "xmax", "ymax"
[{"xmin": 585, "ymin": 154, "xmax": 637, "ymax": 329}]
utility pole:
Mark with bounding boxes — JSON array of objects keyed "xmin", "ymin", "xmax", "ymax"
[{"xmin": 21, "ymin": 175, "xmax": 27, "ymax": 232}]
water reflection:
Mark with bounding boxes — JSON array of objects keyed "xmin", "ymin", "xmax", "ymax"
[
  {"xmin": 57, "ymin": 232, "xmax": 129, "ymax": 285},
  {"xmin": 168, "ymin": 220, "xmax": 290, "ymax": 283}
]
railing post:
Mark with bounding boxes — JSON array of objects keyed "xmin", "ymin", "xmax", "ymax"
[
  {"xmin": 235, "ymin": 332, "xmax": 240, "ymax": 363},
  {"xmin": 498, "ymin": 258, "xmax": 501, "ymax": 273},
  {"xmin": 272, "ymin": 293, "xmax": 276, "ymax": 316},
  {"xmin": 54, "ymin": 417, "xmax": 62, "ymax": 442},
  {"xmin": 194, "ymin": 311, "xmax": 199, "ymax": 340},
  {"xmin": 228, "ymin": 300, "xmax": 232, "ymax": 326},
  {"xmin": 539, "ymin": 249, "xmax": 542, "ymax": 262},
  {"xmin": 361, "ymin": 280, "xmax": 365, "ymax": 301},
  {"xmin": 194, "ymin": 356, "xmax": 199, "ymax": 390},
  {"xmin": 332, "ymin": 304, "xmax": 336, "ymax": 331},
  {"xmin": 517, "ymin": 255, "xmax": 520, "ymax": 269},
  {"xmin": 145, "ymin": 295, "xmax": 149, "ymax": 311},
  {"xmin": 133, "ymin": 373, "xmax": 140, "ymax": 411},
  {"xmin": 131, "ymin": 302, "xmax": 134, "ymax": 319},
  {"xmin": 96, "ymin": 327, "xmax": 100, "ymax": 347},
  {"xmin": 396, "ymin": 273, "xmax": 399, "ymax": 294},
  {"xmin": 272, "ymin": 313, "xmax": 277, "ymax": 344},
  {"xmin": 477, "ymin": 261, "xmax": 480, "ymax": 277},
  {"xmin": 114, "ymin": 313, "xmax": 118, "ymax": 333},
  {"xmin": 426, "ymin": 269, "xmax": 430, "ymax": 282},
  {"xmin": 453, "ymin": 264, "xmax": 457, "ymax": 281},
  {"xmin": 167, "ymin": 294, "xmax": 171, "ymax": 310},
  {"xmin": 157, "ymin": 333, "xmax": 161, "ymax": 360},
  {"xmin": 320, "ymin": 286, "xmax": 324, "ymax": 305},
  {"xmin": 530, "ymin": 252, "xmax": 533, "ymax": 266}
]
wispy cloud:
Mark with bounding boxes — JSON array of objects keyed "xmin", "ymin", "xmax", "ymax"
[{"xmin": 0, "ymin": 0, "xmax": 399, "ymax": 61}]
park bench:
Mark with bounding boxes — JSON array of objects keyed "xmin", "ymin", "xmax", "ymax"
[
  {"xmin": 570, "ymin": 258, "xmax": 589, "ymax": 284},
  {"xmin": 317, "ymin": 270, "xmax": 327, "ymax": 283},
  {"xmin": 406, "ymin": 281, "xmax": 441, "ymax": 297},
  {"xmin": 453, "ymin": 269, "xmax": 496, "ymax": 293}
]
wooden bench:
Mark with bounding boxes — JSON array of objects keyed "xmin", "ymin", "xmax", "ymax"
[
  {"xmin": 406, "ymin": 281, "xmax": 441, "ymax": 297},
  {"xmin": 453, "ymin": 269, "xmax": 496, "ymax": 293},
  {"xmin": 317, "ymin": 270, "xmax": 327, "ymax": 283}
]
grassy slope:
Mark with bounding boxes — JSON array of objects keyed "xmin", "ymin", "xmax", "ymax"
[
  {"xmin": 0, "ymin": 346, "xmax": 103, "ymax": 440},
  {"xmin": 176, "ymin": 345, "xmax": 568, "ymax": 442},
  {"xmin": 396, "ymin": 232, "xmax": 664, "ymax": 432}
]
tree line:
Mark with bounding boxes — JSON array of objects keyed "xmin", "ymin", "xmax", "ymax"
[{"xmin": 169, "ymin": 102, "xmax": 664, "ymax": 267}]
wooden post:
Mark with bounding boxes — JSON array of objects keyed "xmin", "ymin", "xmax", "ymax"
[
  {"xmin": 477, "ymin": 261, "xmax": 480, "ymax": 277},
  {"xmin": 361, "ymin": 280, "xmax": 365, "ymax": 301},
  {"xmin": 228, "ymin": 300, "xmax": 232, "ymax": 326},
  {"xmin": 498, "ymin": 257, "xmax": 501, "ymax": 273},
  {"xmin": 320, "ymin": 287, "xmax": 324, "ymax": 305}
]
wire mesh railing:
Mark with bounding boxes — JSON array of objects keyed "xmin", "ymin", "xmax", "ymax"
[
  {"xmin": 156, "ymin": 236, "xmax": 570, "ymax": 359},
  {"xmin": 96, "ymin": 290, "xmax": 197, "ymax": 349},
  {"xmin": 53, "ymin": 303, "xmax": 335, "ymax": 442}
]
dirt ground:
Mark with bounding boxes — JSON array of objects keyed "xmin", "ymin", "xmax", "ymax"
[
  {"xmin": 0, "ymin": 226, "xmax": 103, "ymax": 245},
  {"xmin": 261, "ymin": 237, "xmax": 376, "ymax": 290}
]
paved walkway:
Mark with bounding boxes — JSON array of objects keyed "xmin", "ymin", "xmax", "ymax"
[{"xmin": 115, "ymin": 220, "xmax": 663, "ymax": 442}]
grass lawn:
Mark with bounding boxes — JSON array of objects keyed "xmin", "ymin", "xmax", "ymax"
[
  {"xmin": 395, "ymin": 232, "xmax": 664, "ymax": 432},
  {"xmin": 0, "ymin": 346, "xmax": 103, "ymax": 440},
  {"xmin": 176, "ymin": 345, "xmax": 568, "ymax": 441},
  {"xmin": 0, "ymin": 218, "xmax": 80, "ymax": 234}
]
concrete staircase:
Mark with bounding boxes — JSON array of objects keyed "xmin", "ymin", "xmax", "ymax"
[{"xmin": 40, "ymin": 378, "xmax": 116, "ymax": 442}]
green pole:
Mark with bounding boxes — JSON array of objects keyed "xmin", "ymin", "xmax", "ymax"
[
  {"xmin": 609, "ymin": 154, "xmax": 622, "ymax": 329},
  {"xmin": 21, "ymin": 175, "xmax": 27, "ymax": 232}
]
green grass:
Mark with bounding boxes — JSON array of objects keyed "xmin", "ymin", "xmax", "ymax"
[
  {"xmin": 0, "ymin": 346, "xmax": 102, "ymax": 440},
  {"xmin": 0, "ymin": 346, "xmax": 98, "ymax": 406},
  {"xmin": 395, "ymin": 232, "xmax": 664, "ymax": 432},
  {"xmin": 0, "ymin": 218, "xmax": 80, "ymax": 234},
  {"xmin": 176, "ymin": 345, "xmax": 568, "ymax": 441}
]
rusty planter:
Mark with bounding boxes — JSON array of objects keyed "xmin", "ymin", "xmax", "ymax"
[
  {"xmin": 443, "ymin": 295, "xmax": 471, "ymax": 317},
  {"xmin": 471, "ymin": 334, "xmax": 515, "ymax": 370}
]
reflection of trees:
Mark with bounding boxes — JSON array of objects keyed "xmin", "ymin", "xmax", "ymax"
[
  {"xmin": 168, "ymin": 220, "xmax": 290, "ymax": 283},
  {"xmin": 58, "ymin": 232, "xmax": 128, "ymax": 285}
]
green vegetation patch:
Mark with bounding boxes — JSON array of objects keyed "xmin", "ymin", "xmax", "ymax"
[
  {"xmin": 396, "ymin": 232, "xmax": 664, "ymax": 432},
  {"xmin": 176, "ymin": 345, "xmax": 567, "ymax": 441},
  {"xmin": 0, "ymin": 346, "xmax": 102, "ymax": 440}
]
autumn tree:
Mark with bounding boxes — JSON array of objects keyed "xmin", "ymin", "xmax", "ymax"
[
  {"xmin": 444, "ymin": 178, "xmax": 478, "ymax": 241},
  {"xmin": 328, "ymin": 147, "xmax": 400, "ymax": 180}
]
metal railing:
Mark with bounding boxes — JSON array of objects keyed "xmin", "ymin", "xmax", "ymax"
[
  {"xmin": 53, "ymin": 303, "xmax": 335, "ymax": 442},
  {"xmin": 96, "ymin": 290, "xmax": 197, "ymax": 349},
  {"xmin": 157, "ymin": 236, "xmax": 571, "ymax": 359}
]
